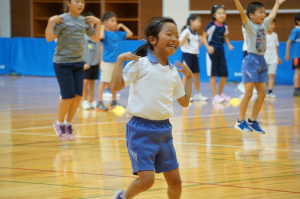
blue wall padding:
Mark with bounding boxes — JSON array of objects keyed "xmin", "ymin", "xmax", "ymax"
[
  {"xmin": 10, "ymin": 37, "xmax": 56, "ymax": 76},
  {"xmin": 0, "ymin": 38, "xmax": 11, "ymax": 75},
  {"xmin": 0, "ymin": 37, "xmax": 295, "ymax": 85}
]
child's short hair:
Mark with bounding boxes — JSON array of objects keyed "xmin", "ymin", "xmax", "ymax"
[
  {"xmin": 295, "ymin": 12, "xmax": 300, "ymax": 25},
  {"xmin": 102, "ymin": 12, "xmax": 116, "ymax": 22},
  {"xmin": 211, "ymin": 5, "xmax": 225, "ymax": 21},
  {"xmin": 134, "ymin": 16, "xmax": 176, "ymax": 57},
  {"xmin": 246, "ymin": 2, "xmax": 265, "ymax": 19},
  {"xmin": 81, "ymin": 12, "xmax": 94, "ymax": 17}
]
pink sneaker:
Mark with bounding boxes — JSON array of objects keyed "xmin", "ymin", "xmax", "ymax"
[
  {"xmin": 53, "ymin": 122, "xmax": 68, "ymax": 141},
  {"xmin": 220, "ymin": 93, "xmax": 231, "ymax": 102},
  {"xmin": 212, "ymin": 95, "xmax": 225, "ymax": 103},
  {"xmin": 65, "ymin": 125, "xmax": 75, "ymax": 141}
]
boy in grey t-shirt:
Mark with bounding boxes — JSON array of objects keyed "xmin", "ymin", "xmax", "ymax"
[{"xmin": 233, "ymin": 0, "xmax": 285, "ymax": 134}]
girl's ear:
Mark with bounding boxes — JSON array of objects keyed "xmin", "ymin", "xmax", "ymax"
[{"xmin": 149, "ymin": 36, "xmax": 157, "ymax": 45}]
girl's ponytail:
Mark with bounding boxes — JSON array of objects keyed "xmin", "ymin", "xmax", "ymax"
[
  {"xmin": 133, "ymin": 43, "xmax": 151, "ymax": 57},
  {"xmin": 181, "ymin": 14, "xmax": 200, "ymax": 32}
]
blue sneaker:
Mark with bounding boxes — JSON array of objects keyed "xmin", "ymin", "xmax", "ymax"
[
  {"xmin": 248, "ymin": 119, "xmax": 265, "ymax": 134},
  {"xmin": 235, "ymin": 120, "xmax": 253, "ymax": 132}
]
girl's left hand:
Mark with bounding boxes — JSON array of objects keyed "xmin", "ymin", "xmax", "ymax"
[
  {"xmin": 85, "ymin": 16, "xmax": 100, "ymax": 26},
  {"xmin": 228, "ymin": 44, "xmax": 234, "ymax": 51},
  {"xmin": 175, "ymin": 61, "xmax": 192, "ymax": 78},
  {"xmin": 276, "ymin": 0, "xmax": 286, "ymax": 5},
  {"xmin": 278, "ymin": 58, "xmax": 283, "ymax": 64}
]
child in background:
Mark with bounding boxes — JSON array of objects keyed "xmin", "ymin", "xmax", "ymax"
[
  {"xmin": 265, "ymin": 19, "xmax": 282, "ymax": 98},
  {"xmin": 45, "ymin": 0, "xmax": 100, "ymax": 141},
  {"xmin": 180, "ymin": 14, "xmax": 208, "ymax": 101},
  {"xmin": 203, "ymin": 5, "xmax": 234, "ymax": 103},
  {"xmin": 96, "ymin": 12, "xmax": 133, "ymax": 111},
  {"xmin": 234, "ymin": 0, "xmax": 285, "ymax": 134},
  {"xmin": 112, "ymin": 16, "xmax": 192, "ymax": 199},
  {"xmin": 81, "ymin": 12, "xmax": 102, "ymax": 110},
  {"xmin": 285, "ymin": 12, "xmax": 300, "ymax": 97}
]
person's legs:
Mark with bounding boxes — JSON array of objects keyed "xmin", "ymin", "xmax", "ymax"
[
  {"xmin": 97, "ymin": 82, "xmax": 107, "ymax": 101},
  {"xmin": 193, "ymin": 73, "xmax": 200, "ymax": 92},
  {"xmin": 83, "ymin": 79, "xmax": 89, "ymax": 100},
  {"xmin": 163, "ymin": 168, "xmax": 182, "ymax": 199},
  {"xmin": 124, "ymin": 171, "xmax": 155, "ymax": 199},
  {"xmin": 89, "ymin": 80, "xmax": 95, "ymax": 101},
  {"xmin": 218, "ymin": 77, "xmax": 227, "ymax": 94},
  {"xmin": 294, "ymin": 68, "xmax": 300, "ymax": 88},
  {"xmin": 57, "ymin": 98, "xmax": 74, "ymax": 122},
  {"xmin": 66, "ymin": 95, "xmax": 82, "ymax": 122},
  {"xmin": 250, "ymin": 83, "xmax": 267, "ymax": 121},
  {"xmin": 210, "ymin": 76, "xmax": 217, "ymax": 96},
  {"xmin": 239, "ymin": 82, "xmax": 254, "ymax": 121},
  {"xmin": 268, "ymin": 74, "xmax": 275, "ymax": 91}
]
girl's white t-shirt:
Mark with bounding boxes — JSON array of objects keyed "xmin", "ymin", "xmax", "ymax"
[
  {"xmin": 122, "ymin": 55, "xmax": 185, "ymax": 120},
  {"xmin": 179, "ymin": 28, "xmax": 200, "ymax": 54},
  {"xmin": 264, "ymin": 32, "xmax": 279, "ymax": 64}
]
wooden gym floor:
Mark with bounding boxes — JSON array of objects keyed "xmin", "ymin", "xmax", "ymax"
[{"xmin": 0, "ymin": 76, "xmax": 299, "ymax": 199}]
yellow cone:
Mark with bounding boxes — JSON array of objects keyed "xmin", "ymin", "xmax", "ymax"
[
  {"xmin": 229, "ymin": 98, "xmax": 241, "ymax": 107},
  {"xmin": 112, "ymin": 106, "xmax": 126, "ymax": 116}
]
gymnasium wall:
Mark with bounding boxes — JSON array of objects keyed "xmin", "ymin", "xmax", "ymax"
[{"xmin": 0, "ymin": 37, "xmax": 295, "ymax": 85}]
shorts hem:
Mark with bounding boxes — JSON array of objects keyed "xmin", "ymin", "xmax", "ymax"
[
  {"xmin": 132, "ymin": 167, "xmax": 155, "ymax": 175},
  {"xmin": 155, "ymin": 163, "xmax": 179, "ymax": 174}
]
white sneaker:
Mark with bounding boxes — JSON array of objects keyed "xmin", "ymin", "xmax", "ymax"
[
  {"xmin": 267, "ymin": 93, "xmax": 276, "ymax": 99},
  {"xmin": 237, "ymin": 82, "xmax": 245, "ymax": 93},
  {"xmin": 193, "ymin": 93, "xmax": 208, "ymax": 101},
  {"xmin": 212, "ymin": 94, "xmax": 225, "ymax": 103},
  {"xmin": 220, "ymin": 93, "xmax": 231, "ymax": 102},
  {"xmin": 90, "ymin": 100, "xmax": 97, "ymax": 109},
  {"xmin": 82, "ymin": 100, "xmax": 91, "ymax": 110}
]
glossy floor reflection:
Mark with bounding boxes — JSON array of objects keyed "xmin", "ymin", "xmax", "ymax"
[{"xmin": 0, "ymin": 76, "xmax": 299, "ymax": 198}]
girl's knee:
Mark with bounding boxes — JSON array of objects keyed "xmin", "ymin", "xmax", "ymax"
[
  {"xmin": 257, "ymin": 91, "xmax": 266, "ymax": 99},
  {"xmin": 244, "ymin": 92, "xmax": 253, "ymax": 99},
  {"xmin": 169, "ymin": 178, "xmax": 182, "ymax": 189},
  {"xmin": 139, "ymin": 178, "xmax": 154, "ymax": 190}
]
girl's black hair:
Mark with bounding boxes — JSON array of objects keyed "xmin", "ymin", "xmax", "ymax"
[
  {"xmin": 211, "ymin": 5, "xmax": 226, "ymax": 21},
  {"xmin": 133, "ymin": 16, "xmax": 177, "ymax": 57},
  {"xmin": 181, "ymin": 14, "xmax": 200, "ymax": 32},
  {"xmin": 64, "ymin": 0, "xmax": 71, "ymax": 13}
]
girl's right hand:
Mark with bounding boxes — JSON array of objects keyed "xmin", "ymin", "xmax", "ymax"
[
  {"xmin": 49, "ymin": 15, "xmax": 64, "ymax": 24},
  {"xmin": 207, "ymin": 46, "xmax": 214, "ymax": 54},
  {"xmin": 118, "ymin": 52, "xmax": 141, "ymax": 61},
  {"xmin": 84, "ymin": 64, "xmax": 90, "ymax": 70}
]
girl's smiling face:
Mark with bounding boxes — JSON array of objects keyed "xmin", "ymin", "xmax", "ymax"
[
  {"xmin": 190, "ymin": 17, "xmax": 201, "ymax": 31},
  {"xmin": 214, "ymin": 8, "xmax": 227, "ymax": 23},
  {"xmin": 67, "ymin": 0, "xmax": 85, "ymax": 16},
  {"xmin": 150, "ymin": 22, "xmax": 179, "ymax": 58}
]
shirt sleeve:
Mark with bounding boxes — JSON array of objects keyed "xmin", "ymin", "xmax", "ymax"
[
  {"xmin": 179, "ymin": 29, "xmax": 188, "ymax": 42},
  {"xmin": 122, "ymin": 60, "xmax": 140, "ymax": 87},
  {"xmin": 53, "ymin": 23, "xmax": 62, "ymax": 36},
  {"xmin": 264, "ymin": 18, "xmax": 270, "ymax": 32},
  {"xmin": 172, "ymin": 72, "xmax": 185, "ymax": 99},
  {"xmin": 118, "ymin": 31, "xmax": 127, "ymax": 40},
  {"xmin": 205, "ymin": 23, "xmax": 214, "ymax": 35},
  {"xmin": 224, "ymin": 25, "xmax": 229, "ymax": 35},
  {"xmin": 86, "ymin": 24, "xmax": 95, "ymax": 36},
  {"xmin": 288, "ymin": 29, "xmax": 297, "ymax": 41},
  {"xmin": 244, "ymin": 19, "xmax": 255, "ymax": 35}
]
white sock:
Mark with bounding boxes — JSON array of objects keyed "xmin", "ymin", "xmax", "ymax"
[
  {"xmin": 56, "ymin": 120, "xmax": 64, "ymax": 126},
  {"xmin": 64, "ymin": 120, "xmax": 71, "ymax": 127}
]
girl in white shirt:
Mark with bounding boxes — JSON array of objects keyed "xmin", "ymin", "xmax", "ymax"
[
  {"xmin": 112, "ymin": 16, "xmax": 192, "ymax": 199},
  {"xmin": 180, "ymin": 14, "xmax": 208, "ymax": 101}
]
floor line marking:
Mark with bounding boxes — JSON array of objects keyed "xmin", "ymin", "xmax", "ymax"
[
  {"xmin": 1, "ymin": 167, "xmax": 300, "ymax": 195},
  {"xmin": 0, "ymin": 107, "xmax": 298, "ymax": 133}
]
